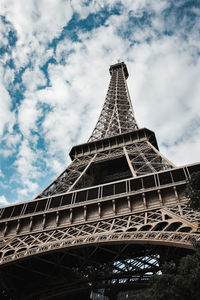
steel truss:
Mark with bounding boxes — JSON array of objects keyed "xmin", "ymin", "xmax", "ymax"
[
  {"xmin": 89, "ymin": 62, "xmax": 138, "ymax": 142},
  {"xmin": 0, "ymin": 62, "xmax": 200, "ymax": 299},
  {"xmin": 37, "ymin": 139, "xmax": 175, "ymax": 198},
  {"xmin": 1, "ymin": 201, "xmax": 200, "ymax": 265}
]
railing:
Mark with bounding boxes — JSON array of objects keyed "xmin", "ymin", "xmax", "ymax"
[{"xmin": 0, "ymin": 163, "xmax": 199, "ymax": 222}]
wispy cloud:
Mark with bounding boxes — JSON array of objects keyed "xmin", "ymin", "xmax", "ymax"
[
  {"xmin": 0, "ymin": 169, "xmax": 5, "ymax": 178},
  {"xmin": 0, "ymin": 195, "xmax": 9, "ymax": 206}
]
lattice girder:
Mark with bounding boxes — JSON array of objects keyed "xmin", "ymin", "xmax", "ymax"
[
  {"xmin": 36, "ymin": 139, "xmax": 174, "ymax": 197},
  {"xmin": 0, "ymin": 210, "xmax": 198, "ymax": 299},
  {"xmin": 89, "ymin": 63, "xmax": 138, "ymax": 142},
  {"xmin": 1, "ymin": 203, "xmax": 200, "ymax": 267},
  {"xmin": 1, "ymin": 62, "xmax": 200, "ymax": 299}
]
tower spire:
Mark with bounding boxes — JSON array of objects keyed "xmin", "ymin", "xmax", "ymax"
[{"xmin": 88, "ymin": 62, "xmax": 138, "ymax": 142}]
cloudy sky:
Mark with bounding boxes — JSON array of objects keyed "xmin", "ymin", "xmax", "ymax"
[{"xmin": 0, "ymin": 0, "xmax": 200, "ymax": 206}]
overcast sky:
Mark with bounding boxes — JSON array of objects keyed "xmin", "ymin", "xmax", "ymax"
[{"xmin": 0, "ymin": 0, "xmax": 200, "ymax": 206}]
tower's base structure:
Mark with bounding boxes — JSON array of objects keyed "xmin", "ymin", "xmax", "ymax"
[{"xmin": 0, "ymin": 63, "xmax": 200, "ymax": 300}]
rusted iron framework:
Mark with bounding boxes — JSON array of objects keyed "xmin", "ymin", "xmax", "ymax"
[{"xmin": 0, "ymin": 62, "xmax": 200, "ymax": 299}]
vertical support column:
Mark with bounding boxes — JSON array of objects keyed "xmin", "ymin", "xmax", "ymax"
[
  {"xmin": 16, "ymin": 220, "xmax": 20, "ymax": 234},
  {"xmin": 112, "ymin": 200, "xmax": 116, "ymax": 215},
  {"xmin": 142, "ymin": 193, "xmax": 147, "ymax": 209},
  {"xmin": 158, "ymin": 189, "xmax": 163, "ymax": 206},
  {"xmin": 70, "ymin": 209, "xmax": 73, "ymax": 224},
  {"xmin": 98, "ymin": 203, "xmax": 101, "ymax": 218},
  {"xmin": 42, "ymin": 214, "xmax": 46, "ymax": 229},
  {"xmin": 123, "ymin": 147, "xmax": 137, "ymax": 177},
  {"xmin": 3, "ymin": 222, "xmax": 7, "ymax": 237},
  {"xmin": 56, "ymin": 212, "xmax": 59, "ymax": 226},
  {"xmin": 84, "ymin": 206, "xmax": 87, "ymax": 221},
  {"xmin": 29, "ymin": 217, "xmax": 33, "ymax": 231},
  {"xmin": 127, "ymin": 196, "xmax": 131, "ymax": 211},
  {"xmin": 173, "ymin": 186, "xmax": 183, "ymax": 216}
]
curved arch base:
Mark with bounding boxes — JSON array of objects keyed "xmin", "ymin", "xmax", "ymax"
[{"xmin": 0, "ymin": 231, "xmax": 198, "ymax": 300}]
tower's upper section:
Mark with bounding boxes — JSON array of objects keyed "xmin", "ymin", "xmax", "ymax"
[
  {"xmin": 109, "ymin": 62, "xmax": 129, "ymax": 78},
  {"xmin": 88, "ymin": 62, "xmax": 138, "ymax": 142}
]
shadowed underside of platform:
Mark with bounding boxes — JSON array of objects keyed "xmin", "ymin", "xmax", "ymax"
[{"xmin": 0, "ymin": 242, "xmax": 193, "ymax": 300}]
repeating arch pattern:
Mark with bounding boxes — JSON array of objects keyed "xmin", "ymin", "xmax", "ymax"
[{"xmin": 1, "ymin": 205, "xmax": 200, "ymax": 265}]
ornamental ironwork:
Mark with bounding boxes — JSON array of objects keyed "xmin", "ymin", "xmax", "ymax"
[{"xmin": 0, "ymin": 62, "xmax": 200, "ymax": 300}]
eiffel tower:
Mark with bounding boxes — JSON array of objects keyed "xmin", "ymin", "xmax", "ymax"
[{"xmin": 0, "ymin": 62, "xmax": 200, "ymax": 300}]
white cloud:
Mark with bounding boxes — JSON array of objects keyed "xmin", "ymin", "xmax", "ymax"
[
  {"xmin": 17, "ymin": 96, "xmax": 41, "ymax": 137},
  {"xmin": 17, "ymin": 179, "xmax": 38, "ymax": 197},
  {"xmin": 22, "ymin": 66, "xmax": 47, "ymax": 92},
  {"xmin": 2, "ymin": 66, "xmax": 15, "ymax": 89},
  {"xmin": 0, "ymin": 0, "xmax": 73, "ymax": 68},
  {"xmin": 165, "ymin": 126, "xmax": 200, "ymax": 166},
  {"xmin": 0, "ymin": 148, "xmax": 13, "ymax": 158},
  {"xmin": 0, "ymin": 74, "xmax": 14, "ymax": 137},
  {"xmin": 14, "ymin": 140, "xmax": 41, "ymax": 197},
  {"xmin": 5, "ymin": 133, "xmax": 21, "ymax": 149},
  {"xmin": 0, "ymin": 17, "xmax": 14, "ymax": 49},
  {"xmin": 0, "ymin": 169, "xmax": 5, "ymax": 178},
  {"xmin": 127, "ymin": 36, "xmax": 200, "ymax": 154},
  {"xmin": 70, "ymin": 0, "xmax": 116, "ymax": 19},
  {"xmin": 123, "ymin": 0, "xmax": 169, "ymax": 13},
  {"xmin": 0, "ymin": 195, "xmax": 9, "ymax": 206}
]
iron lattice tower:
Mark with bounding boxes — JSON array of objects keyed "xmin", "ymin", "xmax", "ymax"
[{"xmin": 0, "ymin": 62, "xmax": 200, "ymax": 300}]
